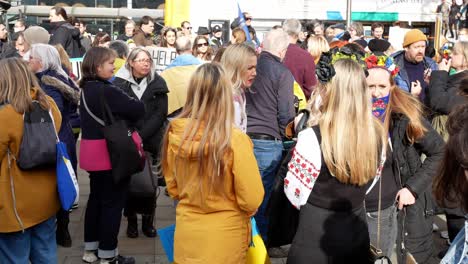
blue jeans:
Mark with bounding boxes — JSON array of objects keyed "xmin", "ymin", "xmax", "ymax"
[
  {"xmin": 252, "ymin": 139, "xmax": 283, "ymax": 240},
  {"xmin": 0, "ymin": 216, "xmax": 57, "ymax": 264},
  {"xmin": 366, "ymin": 204, "xmax": 398, "ymax": 258},
  {"xmin": 441, "ymin": 219, "xmax": 468, "ymax": 264}
]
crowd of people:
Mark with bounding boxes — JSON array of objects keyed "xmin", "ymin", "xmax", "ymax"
[{"xmin": 0, "ymin": 3, "xmax": 467, "ymax": 264}]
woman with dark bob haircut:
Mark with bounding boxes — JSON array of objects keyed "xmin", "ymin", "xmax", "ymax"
[{"xmin": 79, "ymin": 47, "xmax": 145, "ymax": 264}]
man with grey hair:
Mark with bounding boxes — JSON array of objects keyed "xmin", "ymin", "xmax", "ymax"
[
  {"xmin": 282, "ymin": 19, "xmax": 317, "ymax": 100},
  {"xmin": 245, "ymin": 29, "xmax": 295, "ymax": 254},
  {"xmin": 161, "ymin": 36, "xmax": 201, "ymax": 116}
]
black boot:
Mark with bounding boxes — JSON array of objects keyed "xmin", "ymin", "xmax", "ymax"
[
  {"xmin": 142, "ymin": 214, "xmax": 157, "ymax": 237},
  {"xmin": 56, "ymin": 224, "xmax": 72, "ymax": 247},
  {"xmin": 56, "ymin": 209, "xmax": 72, "ymax": 247},
  {"xmin": 126, "ymin": 215, "xmax": 138, "ymax": 238}
]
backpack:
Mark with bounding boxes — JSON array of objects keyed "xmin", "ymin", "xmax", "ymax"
[{"xmin": 17, "ymin": 101, "xmax": 57, "ymax": 170}]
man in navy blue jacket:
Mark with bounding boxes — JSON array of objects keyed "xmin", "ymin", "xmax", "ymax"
[{"xmin": 245, "ymin": 29, "xmax": 295, "ymax": 249}]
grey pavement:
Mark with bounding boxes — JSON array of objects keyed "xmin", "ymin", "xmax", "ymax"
[{"xmin": 58, "ymin": 167, "xmax": 447, "ymax": 264}]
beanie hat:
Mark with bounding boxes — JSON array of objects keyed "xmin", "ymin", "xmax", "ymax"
[
  {"xmin": 368, "ymin": 39, "xmax": 391, "ymax": 54},
  {"xmin": 23, "ymin": 26, "xmax": 50, "ymax": 45},
  {"xmin": 403, "ymin": 29, "xmax": 427, "ymax": 47}
]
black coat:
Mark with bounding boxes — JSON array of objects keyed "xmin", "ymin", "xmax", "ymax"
[
  {"xmin": 49, "ymin": 21, "xmax": 84, "ymax": 58},
  {"xmin": 427, "ymin": 70, "xmax": 468, "ymax": 115},
  {"xmin": 390, "ymin": 114, "xmax": 445, "ymax": 264},
  {"xmin": 113, "ymin": 72, "xmax": 169, "ymax": 156}
]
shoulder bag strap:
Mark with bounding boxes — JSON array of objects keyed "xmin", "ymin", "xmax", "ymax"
[
  {"xmin": 376, "ymin": 162, "xmax": 382, "ymax": 252},
  {"xmin": 81, "ymin": 90, "xmax": 105, "ymax": 126}
]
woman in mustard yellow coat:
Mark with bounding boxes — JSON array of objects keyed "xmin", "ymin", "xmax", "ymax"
[{"xmin": 161, "ymin": 63, "xmax": 265, "ymax": 264}]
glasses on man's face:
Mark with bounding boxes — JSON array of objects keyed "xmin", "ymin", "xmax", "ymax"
[
  {"xmin": 197, "ymin": 42, "xmax": 208, "ymax": 47},
  {"xmin": 134, "ymin": 59, "xmax": 152, "ymax": 64},
  {"xmin": 245, "ymin": 17, "xmax": 252, "ymax": 21}
]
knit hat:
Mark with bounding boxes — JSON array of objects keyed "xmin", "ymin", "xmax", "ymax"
[
  {"xmin": 368, "ymin": 39, "xmax": 391, "ymax": 54},
  {"xmin": 403, "ymin": 29, "xmax": 427, "ymax": 47},
  {"xmin": 23, "ymin": 26, "xmax": 50, "ymax": 45}
]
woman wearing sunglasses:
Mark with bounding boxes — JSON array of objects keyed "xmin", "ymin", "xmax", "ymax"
[{"xmin": 192, "ymin": 35, "xmax": 213, "ymax": 62}]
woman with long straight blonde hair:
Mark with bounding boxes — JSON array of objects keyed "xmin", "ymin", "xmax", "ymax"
[
  {"xmin": 287, "ymin": 59, "xmax": 386, "ymax": 263},
  {"xmin": 161, "ymin": 63, "xmax": 264, "ymax": 263},
  {"xmin": 0, "ymin": 58, "xmax": 62, "ymax": 263},
  {"xmin": 220, "ymin": 44, "xmax": 257, "ymax": 132},
  {"xmin": 364, "ymin": 57, "xmax": 444, "ymax": 263}
]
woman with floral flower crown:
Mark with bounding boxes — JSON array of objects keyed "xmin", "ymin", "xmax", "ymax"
[
  {"xmin": 364, "ymin": 54, "xmax": 445, "ymax": 264},
  {"xmin": 286, "ymin": 58, "xmax": 387, "ymax": 264}
]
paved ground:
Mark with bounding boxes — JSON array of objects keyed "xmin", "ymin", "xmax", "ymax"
[{"xmin": 58, "ymin": 167, "xmax": 449, "ymax": 264}]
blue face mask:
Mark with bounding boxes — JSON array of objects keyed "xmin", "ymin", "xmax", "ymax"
[{"xmin": 372, "ymin": 94, "xmax": 390, "ymax": 120}]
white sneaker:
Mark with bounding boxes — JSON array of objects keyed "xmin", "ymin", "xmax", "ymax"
[{"xmin": 82, "ymin": 250, "xmax": 98, "ymax": 263}]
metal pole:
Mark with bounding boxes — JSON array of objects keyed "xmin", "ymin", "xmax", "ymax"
[
  {"xmin": 346, "ymin": 0, "xmax": 352, "ymax": 28},
  {"xmin": 434, "ymin": 13, "xmax": 442, "ymax": 62}
]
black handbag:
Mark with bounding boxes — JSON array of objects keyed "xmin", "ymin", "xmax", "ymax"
[
  {"xmin": 82, "ymin": 89, "xmax": 145, "ymax": 185},
  {"xmin": 128, "ymin": 154, "xmax": 157, "ymax": 197},
  {"xmin": 17, "ymin": 101, "xmax": 57, "ymax": 170},
  {"xmin": 266, "ymin": 109, "xmax": 310, "ymax": 247}
]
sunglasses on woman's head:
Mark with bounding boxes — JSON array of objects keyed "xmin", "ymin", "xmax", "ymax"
[{"xmin": 197, "ymin": 42, "xmax": 208, "ymax": 47}]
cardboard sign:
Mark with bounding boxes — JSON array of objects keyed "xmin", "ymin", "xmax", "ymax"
[
  {"xmin": 388, "ymin": 27, "xmax": 411, "ymax": 52},
  {"xmin": 146, "ymin": 47, "xmax": 178, "ymax": 74}
]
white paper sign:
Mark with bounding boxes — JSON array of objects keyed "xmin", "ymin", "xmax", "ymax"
[
  {"xmin": 388, "ymin": 27, "xmax": 412, "ymax": 52},
  {"xmin": 146, "ymin": 47, "xmax": 178, "ymax": 74}
]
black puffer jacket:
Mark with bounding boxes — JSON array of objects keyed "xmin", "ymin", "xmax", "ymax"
[
  {"xmin": 427, "ymin": 70, "xmax": 468, "ymax": 115},
  {"xmin": 113, "ymin": 69, "xmax": 169, "ymax": 156},
  {"xmin": 49, "ymin": 21, "xmax": 84, "ymax": 58},
  {"xmin": 390, "ymin": 114, "xmax": 445, "ymax": 264}
]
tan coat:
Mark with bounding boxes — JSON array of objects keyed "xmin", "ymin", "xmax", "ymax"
[
  {"xmin": 160, "ymin": 65, "xmax": 199, "ymax": 115},
  {"xmin": 163, "ymin": 118, "xmax": 264, "ymax": 264},
  {"xmin": 0, "ymin": 89, "xmax": 62, "ymax": 232},
  {"xmin": 133, "ymin": 29, "xmax": 155, "ymax": 47}
]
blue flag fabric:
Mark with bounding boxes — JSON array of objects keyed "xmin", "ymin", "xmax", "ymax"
[
  {"xmin": 157, "ymin": 224, "xmax": 175, "ymax": 262},
  {"xmin": 237, "ymin": 2, "xmax": 252, "ymax": 42}
]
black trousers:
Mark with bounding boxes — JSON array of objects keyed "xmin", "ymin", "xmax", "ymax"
[{"xmin": 84, "ymin": 171, "xmax": 127, "ymax": 252}]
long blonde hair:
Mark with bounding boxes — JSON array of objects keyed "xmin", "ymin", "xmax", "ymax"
[
  {"xmin": 0, "ymin": 58, "xmax": 49, "ymax": 113},
  {"xmin": 308, "ymin": 36, "xmax": 330, "ymax": 64},
  {"xmin": 220, "ymin": 43, "xmax": 256, "ymax": 95},
  {"xmin": 313, "ymin": 59, "xmax": 385, "ymax": 186},
  {"xmin": 161, "ymin": 63, "xmax": 235, "ymax": 196}
]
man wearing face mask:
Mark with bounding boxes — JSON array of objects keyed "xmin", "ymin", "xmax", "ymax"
[
  {"xmin": 245, "ymin": 29, "xmax": 295, "ymax": 253},
  {"xmin": 391, "ymin": 29, "xmax": 438, "ymax": 102}
]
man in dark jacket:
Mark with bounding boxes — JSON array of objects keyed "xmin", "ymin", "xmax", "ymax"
[
  {"xmin": 245, "ymin": 29, "xmax": 295, "ymax": 247},
  {"xmin": 48, "ymin": 6, "xmax": 84, "ymax": 58},
  {"xmin": 0, "ymin": 23, "xmax": 18, "ymax": 59}
]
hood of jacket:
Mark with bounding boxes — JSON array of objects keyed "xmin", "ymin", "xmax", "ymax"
[
  {"xmin": 37, "ymin": 70, "xmax": 80, "ymax": 105},
  {"xmin": 167, "ymin": 118, "xmax": 210, "ymax": 160},
  {"xmin": 114, "ymin": 65, "xmax": 138, "ymax": 86},
  {"xmin": 114, "ymin": 65, "xmax": 169, "ymax": 93}
]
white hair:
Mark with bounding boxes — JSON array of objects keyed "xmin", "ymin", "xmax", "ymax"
[
  {"xmin": 263, "ymin": 29, "xmax": 289, "ymax": 54},
  {"xmin": 282, "ymin": 19, "xmax": 302, "ymax": 37},
  {"xmin": 30, "ymin": 43, "xmax": 68, "ymax": 79}
]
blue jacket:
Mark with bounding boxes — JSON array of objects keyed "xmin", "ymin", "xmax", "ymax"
[
  {"xmin": 165, "ymin": 54, "xmax": 201, "ymax": 70},
  {"xmin": 36, "ymin": 69, "xmax": 80, "ymax": 172},
  {"xmin": 391, "ymin": 50, "xmax": 438, "ymax": 92}
]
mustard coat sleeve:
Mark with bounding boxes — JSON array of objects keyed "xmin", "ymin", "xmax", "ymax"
[
  {"xmin": 231, "ymin": 132, "xmax": 264, "ymax": 214},
  {"xmin": 163, "ymin": 130, "xmax": 179, "ymax": 200}
]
